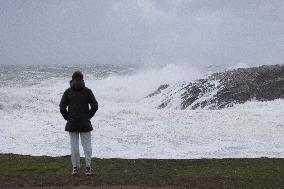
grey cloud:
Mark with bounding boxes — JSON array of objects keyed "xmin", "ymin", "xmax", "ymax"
[{"xmin": 0, "ymin": 0, "xmax": 283, "ymax": 65}]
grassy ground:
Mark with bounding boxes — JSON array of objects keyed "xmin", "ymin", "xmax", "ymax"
[{"xmin": 0, "ymin": 154, "xmax": 284, "ymax": 189}]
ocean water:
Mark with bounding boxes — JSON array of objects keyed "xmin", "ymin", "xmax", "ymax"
[{"xmin": 0, "ymin": 63, "xmax": 284, "ymax": 159}]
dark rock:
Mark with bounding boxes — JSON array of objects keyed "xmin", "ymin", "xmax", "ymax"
[
  {"xmin": 212, "ymin": 64, "xmax": 284, "ymax": 108},
  {"xmin": 148, "ymin": 64, "xmax": 284, "ymax": 109}
]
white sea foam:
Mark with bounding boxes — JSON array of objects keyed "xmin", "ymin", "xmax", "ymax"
[
  {"xmin": 226, "ymin": 62, "xmax": 250, "ymax": 71},
  {"xmin": 90, "ymin": 64, "xmax": 203, "ymax": 103},
  {"xmin": 0, "ymin": 64, "xmax": 283, "ymax": 159}
]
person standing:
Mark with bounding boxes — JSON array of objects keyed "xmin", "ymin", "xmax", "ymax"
[{"xmin": 59, "ymin": 71, "xmax": 98, "ymax": 175}]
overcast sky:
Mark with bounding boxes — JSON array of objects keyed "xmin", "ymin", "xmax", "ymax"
[{"xmin": 0, "ymin": 0, "xmax": 283, "ymax": 65}]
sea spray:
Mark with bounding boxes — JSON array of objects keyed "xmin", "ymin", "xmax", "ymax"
[{"xmin": 0, "ymin": 64, "xmax": 284, "ymax": 158}]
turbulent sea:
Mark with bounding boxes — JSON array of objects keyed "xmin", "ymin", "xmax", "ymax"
[{"xmin": 0, "ymin": 63, "xmax": 284, "ymax": 158}]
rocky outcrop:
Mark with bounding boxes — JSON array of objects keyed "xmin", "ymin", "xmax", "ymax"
[{"xmin": 147, "ymin": 64, "xmax": 284, "ymax": 109}]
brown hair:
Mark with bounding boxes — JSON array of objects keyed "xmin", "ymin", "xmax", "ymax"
[{"xmin": 72, "ymin": 71, "xmax": 84, "ymax": 80}]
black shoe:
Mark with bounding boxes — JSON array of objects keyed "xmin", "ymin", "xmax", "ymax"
[
  {"xmin": 72, "ymin": 167, "xmax": 79, "ymax": 175},
  {"xmin": 85, "ymin": 167, "xmax": 94, "ymax": 176}
]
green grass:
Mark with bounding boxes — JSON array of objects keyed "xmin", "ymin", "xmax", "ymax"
[{"xmin": 0, "ymin": 154, "xmax": 284, "ymax": 188}]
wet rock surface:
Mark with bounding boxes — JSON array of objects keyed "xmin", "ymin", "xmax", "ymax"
[{"xmin": 148, "ymin": 64, "xmax": 284, "ymax": 109}]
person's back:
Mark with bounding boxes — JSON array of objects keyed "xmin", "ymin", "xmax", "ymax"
[{"xmin": 59, "ymin": 71, "xmax": 98, "ymax": 175}]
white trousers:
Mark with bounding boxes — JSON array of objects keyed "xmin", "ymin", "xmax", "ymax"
[{"xmin": 69, "ymin": 132, "xmax": 92, "ymax": 168}]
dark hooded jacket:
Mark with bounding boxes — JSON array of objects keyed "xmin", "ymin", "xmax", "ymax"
[{"xmin": 59, "ymin": 79, "xmax": 98, "ymax": 132}]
